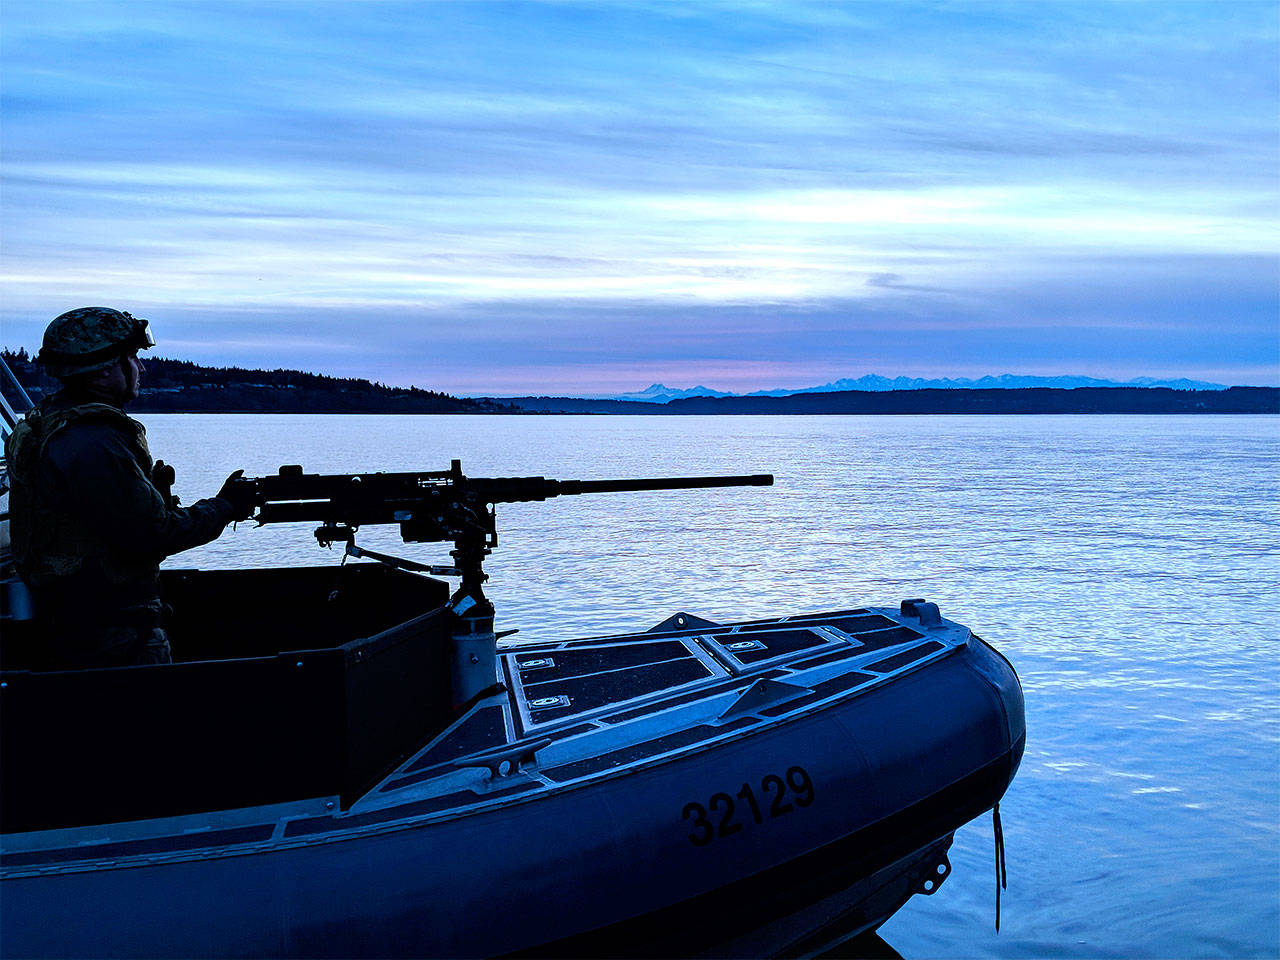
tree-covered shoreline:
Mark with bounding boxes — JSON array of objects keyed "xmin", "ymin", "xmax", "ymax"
[
  {"xmin": 2, "ymin": 349, "xmax": 515, "ymax": 414},
  {"xmin": 4, "ymin": 349, "xmax": 1276, "ymax": 415}
]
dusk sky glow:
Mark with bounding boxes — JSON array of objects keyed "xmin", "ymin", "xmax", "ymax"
[{"xmin": 2, "ymin": 1, "xmax": 1277, "ymax": 394}]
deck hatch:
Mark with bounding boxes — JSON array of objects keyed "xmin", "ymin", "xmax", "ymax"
[
  {"xmin": 517, "ymin": 657, "xmax": 556, "ymax": 673},
  {"xmin": 528, "ymin": 695, "xmax": 572, "ymax": 711},
  {"xmin": 512, "ymin": 640, "xmax": 692, "ymax": 683},
  {"xmin": 519, "ymin": 657, "xmax": 714, "ymax": 724},
  {"xmin": 720, "ymin": 628, "xmax": 831, "ymax": 665}
]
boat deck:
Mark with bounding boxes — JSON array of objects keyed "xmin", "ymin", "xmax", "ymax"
[
  {"xmin": 1, "ymin": 599, "xmax": 974, "ymax": 875},
  {"xmin": 372, "ymin": 601, "xmax": 963, "ymax": 801}
]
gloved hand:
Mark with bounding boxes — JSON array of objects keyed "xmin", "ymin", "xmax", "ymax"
[
  {"xmin": 152, "ymin": 459, "xmax": 179, "ymax": 508},
  {"xmin": 217, "ymin": 469, "xmax": 258, "ymax": 521},
  {"xmin": 152, "ymin": 459, "xmax": 176, "ymax": 490}
]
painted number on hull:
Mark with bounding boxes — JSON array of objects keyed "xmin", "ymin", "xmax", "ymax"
[{"xmin": 682, "ymin": 767, "xmax": 815, "ymax": 847}]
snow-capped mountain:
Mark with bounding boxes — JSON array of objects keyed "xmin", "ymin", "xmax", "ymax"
[
  {"xmin": 608, "ymin": 374, "xmax": 1227, "ymax": 402},
  {"xmin": 612, "ymin": 383, "xmax": 735, "ymax": 403}
]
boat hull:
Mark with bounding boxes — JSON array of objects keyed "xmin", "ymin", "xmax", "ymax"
[{"xmin": 1, "ymin": 632, "xmax": 1022, "ymax": 958}]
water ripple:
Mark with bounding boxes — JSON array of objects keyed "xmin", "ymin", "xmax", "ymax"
[{"xmin": 141, "ymin": 413, "xmax": 1280, "ymax": 959}]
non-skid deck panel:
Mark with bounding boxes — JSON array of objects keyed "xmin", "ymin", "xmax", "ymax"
[
  {"xmin": 402, "ymin": 705, "xmax": 507, "ymax": 775},
  {"xmin": 852, "ymin": 626, "xmax": 926, "ymax": 649},
  {"xmin": 720, "ymin": 621, "xmax": 920, "ymax": 664},
  {"xmin": 866, "ymin": 641, "xmax": 945, "ymax": 674},
  {"xmin": 599, "ymin": 669, "xmax": 792, "ymax": 724},
  {"xmin": 542, "ymin": 717, "xmax": 758, "ymax": 783},
  {"xmin": 0, "ymin": 823, "xmax": 276, "ymax": 869},
  {"xmin": 786, "ymin": 613, "xmax": 895, "ymax": 632},
  {"xmin": 789, "ymin": 648, "xmax": 861, "ymax": 671},
  {"xmin": 385, "ymin": 721, "xmax": 599, "ymax": 791},
  {"xmin": 284, "ymin": 781, "xmax": 540, "ymax": 837},
  {"xmin": 512, "ymin": 641, "xmax": 692, "ymax": 682},
  {"xmin": 521, "ymin": 658, "xmax": 713, "ymax": 724},
  {"xmin": 719, "ymin": 622, "xmax": 919, "ymax": 666},
  {"xmin": 727, "ymin": 628, "xmax": 831, "ymax": 664}
]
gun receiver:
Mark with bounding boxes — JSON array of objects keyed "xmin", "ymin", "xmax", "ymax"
[{"xmin": 249, "ymin": 459, "xmax": 773, "ymax": 549}]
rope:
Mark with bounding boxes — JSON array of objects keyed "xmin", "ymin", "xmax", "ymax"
[{"xmin": 994, "ymin": 801, "xmax": 1007, "ymax": 932}]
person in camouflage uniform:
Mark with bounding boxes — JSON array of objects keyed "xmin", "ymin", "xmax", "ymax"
[{"xmin": 4, "ymin": 307, "xmax": 258, "ymax": 669}]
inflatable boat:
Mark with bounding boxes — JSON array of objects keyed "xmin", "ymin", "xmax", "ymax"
[{"xmin": 0, "ymin": 457, "xmax": 1025, "ymax": 958}]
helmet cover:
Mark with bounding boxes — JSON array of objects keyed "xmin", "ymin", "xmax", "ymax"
[{"xmin": 37, "ymin": 307, "xmax": 154, "ymax": 378}]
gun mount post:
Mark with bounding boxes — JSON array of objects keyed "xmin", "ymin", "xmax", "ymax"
[
  {"xmin": 246, "ymin": 462, "xmax": 773, "ymax": 711},
  {"xmin": 446, "ymin": 528, "xmax": 498, "ymax": 708}
]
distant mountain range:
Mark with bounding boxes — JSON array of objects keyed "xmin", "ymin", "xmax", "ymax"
[{"xmin": 611, "ymin": 375, "xmax": 1229, "ymax": 403}]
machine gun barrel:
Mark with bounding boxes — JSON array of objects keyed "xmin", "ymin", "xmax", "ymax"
[
  {"xmin": 247, "ymin": 463, "xmax": 773, "ymax": 545},
  {"xmin": 549, "ymin": 474, "xmax": 773, "ymax": 496}
]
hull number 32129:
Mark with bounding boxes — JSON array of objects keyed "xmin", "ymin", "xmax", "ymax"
[{"xmin": 682, "ymin": 767, "xmax": 815, "ymax": 847}]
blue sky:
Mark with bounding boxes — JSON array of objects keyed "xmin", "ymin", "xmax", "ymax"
[{"xmin": 2, "ymin": 1, "xmax": 1276, "ymax": 394}]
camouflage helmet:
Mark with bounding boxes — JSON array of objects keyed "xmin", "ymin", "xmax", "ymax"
[{"xmin": 37, "ymin": 307, "xmax": 155, "ymax": 378}]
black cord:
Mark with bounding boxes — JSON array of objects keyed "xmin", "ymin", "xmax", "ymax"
[{"xmin": 994, "ymin": 801, "xmax": 1007, "ymax": 932}]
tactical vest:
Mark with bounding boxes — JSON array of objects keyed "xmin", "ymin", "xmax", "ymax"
[{"xmin": 5, "ymin": 397, "xmax": 157, "ymax": 588}]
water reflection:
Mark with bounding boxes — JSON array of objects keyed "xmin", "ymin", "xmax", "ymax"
[{"xmin": 142, "ymin": 413, "xmax": 1280, "ymax": 959}]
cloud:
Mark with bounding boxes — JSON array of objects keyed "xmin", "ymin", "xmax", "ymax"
[{"xmin": 1, "ymin": 1, "xmax": 1276, "ymax": 390}]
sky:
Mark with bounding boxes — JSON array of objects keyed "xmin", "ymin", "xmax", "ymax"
[{"xmin": 1, "ymin": 1, "xmax": 1277, "ymax": 395}]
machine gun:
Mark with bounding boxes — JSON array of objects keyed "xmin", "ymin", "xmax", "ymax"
[{"xmin": 244, "ymin": 461, "xmax": 774, "ymax": 705}]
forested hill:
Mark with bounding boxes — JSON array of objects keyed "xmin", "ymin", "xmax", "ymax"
[{"xmin": 1, "ymin": 350, "xmax": 514, "ymax": 414}]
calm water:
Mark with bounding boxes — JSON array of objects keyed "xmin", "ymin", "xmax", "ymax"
[{"xmin": 144, "ymin": 413, "xmax": 1280, "ymax": 960}]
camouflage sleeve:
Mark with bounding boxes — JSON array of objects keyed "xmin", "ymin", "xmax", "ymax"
[{"xmin": 43, "ymin": 422, "xmax": 235, "ymax": 560}]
